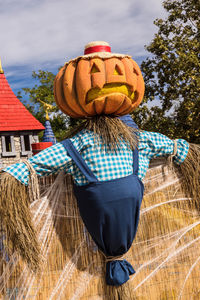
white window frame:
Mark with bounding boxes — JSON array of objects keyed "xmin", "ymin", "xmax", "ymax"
[
  {"xmin": 20, "ymin": 134, "xmax": 33, "ymax": 156},
  {"xmin": 1, "ymin": 135, "xmax": 16, "ymax": 157}
]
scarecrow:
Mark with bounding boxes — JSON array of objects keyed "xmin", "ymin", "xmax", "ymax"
[{"xmin": 0, "ymin": 42, "xmax": 199, "ymax": 297}]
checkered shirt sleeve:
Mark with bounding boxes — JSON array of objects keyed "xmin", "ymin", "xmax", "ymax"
[
  {"xmin": 3, "ymin": 142, "xmax": 73, "ymax": 185},
  {"xmin": 2, "ymin": 129, "xmax": 189, "ymax": 186},
  {"xmin": 138, "ymin": 131, "xmax": 189, "ymax": 179}
]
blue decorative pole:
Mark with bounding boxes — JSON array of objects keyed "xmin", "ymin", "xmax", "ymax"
[{"xmin": 42, "ymin": 120, "xmax": 57, "ymax": 144}]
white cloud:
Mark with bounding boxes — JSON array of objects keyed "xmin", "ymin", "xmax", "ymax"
[{"xmin": 0, "ymin": 0, "xmax": 166, "ymax": 70}]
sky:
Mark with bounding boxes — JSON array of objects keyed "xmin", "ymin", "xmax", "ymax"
[{"xmin": 0, "ymin": 0, "xmax": 166, "ymax": 100}]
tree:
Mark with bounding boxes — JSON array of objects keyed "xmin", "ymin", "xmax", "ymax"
[
  {"xmin": 18, "ymin": 70, "xmax": 69, "ymax": 141},
  {"xmin": 135, "ymin": 0, "xmax": 200, "ymax": 143}
]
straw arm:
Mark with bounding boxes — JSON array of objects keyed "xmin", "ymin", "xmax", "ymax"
[
  {"xmin": 0, "ymin": 171, "xmax": 40, "ymax": 271},
  {"xmin": 177, "ymin": 143, "xmax": 200, "ymax": 210}
]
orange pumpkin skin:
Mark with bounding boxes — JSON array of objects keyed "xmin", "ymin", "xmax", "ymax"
[{"xmin": 54, "ymin": 57, "xmax": 145, "ymax": 118}]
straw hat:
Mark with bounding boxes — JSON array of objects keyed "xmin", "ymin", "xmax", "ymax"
[{"xmin": 66, "ymin": 41, "xmax": 131, "ymax": 64}]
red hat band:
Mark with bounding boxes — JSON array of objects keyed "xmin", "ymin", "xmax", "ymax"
[{"xmin": 84, "ymin": 45, "xmax": 111, "ymax": 55}]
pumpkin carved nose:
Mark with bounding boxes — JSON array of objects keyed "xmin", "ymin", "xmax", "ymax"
[
  {"xmin": 90, "ymin": 63, "xmax": 100, "ymax": 73},
  {"xmin": 114, "ymin": 65, "xmax": 123, "ymax": 75}
]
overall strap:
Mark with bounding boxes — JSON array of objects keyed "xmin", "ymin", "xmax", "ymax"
[
  {"xmin": 132, "ymin": 147, "xmax": 139, "ymax": 176},
  {"xmin": 61, "ymin": 139, "xmax": 98, "ymax": 183}
]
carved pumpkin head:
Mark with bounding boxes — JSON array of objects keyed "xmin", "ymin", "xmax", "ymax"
[{"xmin": 54, "ymin": 41, "xmax": 145, "ymax": 118}]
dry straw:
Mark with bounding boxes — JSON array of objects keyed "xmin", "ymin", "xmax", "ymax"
[
  {"xmin": 179, "ymin": 144, "xmax": 200, "ymax": 210},
  {"xmin": 0, "ymin": 172, "xmax": 40, "ymax": 271},
  {"xmin": 66, "ymin": 115, "xmax": 138, "ymax": 151}
]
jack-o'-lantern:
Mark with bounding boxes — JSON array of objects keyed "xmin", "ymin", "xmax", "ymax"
[{"xmin": 54, "ymin": 41, "xmax": 145, "ymax": 118}]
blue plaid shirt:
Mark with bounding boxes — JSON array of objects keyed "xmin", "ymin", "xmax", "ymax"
[{"xmin": 3, "ymin": 130, "xmax": 189, "ymax": 186}]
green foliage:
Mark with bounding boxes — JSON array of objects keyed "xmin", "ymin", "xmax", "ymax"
[
  {"xmin": 132, "ymin": 106, "xmax": 176, "ymax": 138},
  {"xmin": 20, "ymin": 70, "xmax": 69, "ymax": 142},
  {"xmin": 139, "ymin": 0, "xmax": 200, "ymax": 143},
  {"xmin": 21, "ymin": 70, "xmax": 57, "ymax": 115}
]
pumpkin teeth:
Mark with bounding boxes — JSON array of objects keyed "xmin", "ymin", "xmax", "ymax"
[{"xmin": 86, "ymin": 83, "xmax": 135, "ymax": 103}]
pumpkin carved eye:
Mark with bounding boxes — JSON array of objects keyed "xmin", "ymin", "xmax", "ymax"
[
  {"xmin": 114, "ymin": 64, "xmax": 123, "ymax": 75},
  {"xmin": 90, "ymin": 63, "xmax": 100, "ymax": 73},
  {"xmin": 133, "ymin": 67, "xmax": 139, "ymax": 75}
]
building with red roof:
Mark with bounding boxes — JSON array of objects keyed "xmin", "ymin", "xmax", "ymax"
[{"xmin": 0, "ymin": 59, "xmax": 44, "ymax": 168}]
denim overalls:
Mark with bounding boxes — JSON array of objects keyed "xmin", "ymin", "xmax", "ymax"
[{"xmin": 61, "ymin": 139, "xmax": 144, "ymax": 286}]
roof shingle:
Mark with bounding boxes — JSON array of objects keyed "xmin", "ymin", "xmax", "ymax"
[{"xmin": 0, "ymin": 73, "xmax": 44, "ymax": 132}]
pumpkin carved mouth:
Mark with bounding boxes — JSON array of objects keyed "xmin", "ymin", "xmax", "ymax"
[{"xmin": 86, "ymin": 83, "xmax": 135, "ymax": 104}]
